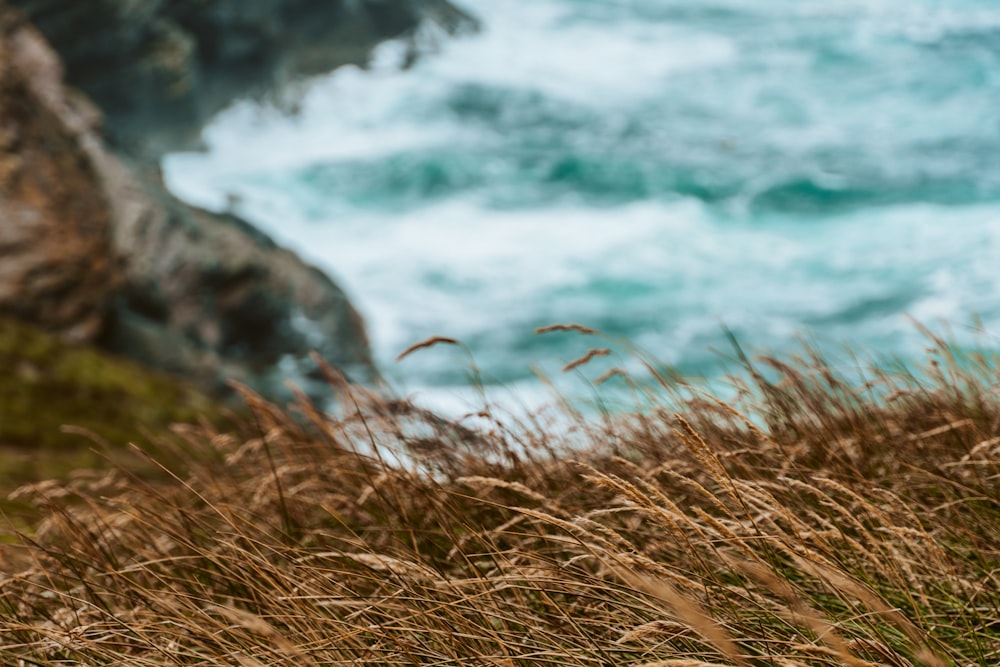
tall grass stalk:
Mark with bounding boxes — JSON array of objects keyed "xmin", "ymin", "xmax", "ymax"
[{"xmin": 1, "ymin": 334, "xmax": 997, "ymax": 665}]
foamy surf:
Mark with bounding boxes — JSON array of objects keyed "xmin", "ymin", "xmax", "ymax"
[{"xmin": 164, "ymin": 0, "xmax": 1000, "ymax": 416}]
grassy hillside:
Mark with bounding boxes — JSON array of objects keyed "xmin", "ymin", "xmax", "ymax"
[
  {"xmin": 0, "ymin": 317, "xmax": 228, "ymax": 491},
  {"xmin": 0, "ymin": 330, "xmax": 997, "ymax": 665}
]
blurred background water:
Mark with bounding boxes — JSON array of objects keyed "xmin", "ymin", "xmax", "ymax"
[{"xmin": 164, "ymin": 0, "xmax": 1000, "ymax": 411}]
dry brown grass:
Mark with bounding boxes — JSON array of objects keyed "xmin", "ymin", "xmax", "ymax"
[{"xmin": 0, "ymin": 332, "xmax": 998, "ymax": 665}]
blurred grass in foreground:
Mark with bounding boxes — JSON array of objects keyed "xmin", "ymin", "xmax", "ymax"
[{"xmin": 0, "ymin": 326, "xmax": 997, "ymax": 665}]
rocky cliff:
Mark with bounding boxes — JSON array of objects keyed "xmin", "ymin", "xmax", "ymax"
[
  {"xmin": 9, "ymin": 0, "xmax": 476, "ymax": 157},
  {"xmin": 0, "ymin": 0, "xmax": 476, "ymax": 403}
]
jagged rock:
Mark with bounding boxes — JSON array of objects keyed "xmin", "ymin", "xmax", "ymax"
[{"xmin": 0, "ymin": 9, "xmax": 120, "ymax": 342}]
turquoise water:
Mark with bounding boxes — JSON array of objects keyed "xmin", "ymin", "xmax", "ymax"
[{"xmin": 164, "ymin": 0, "xmax": 1000, "ymax": 411}]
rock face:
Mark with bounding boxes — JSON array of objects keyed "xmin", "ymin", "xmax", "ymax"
[
  {"xmin": 0, "ymin": 10, "xmax": 119, "ymax": 342},
  {"xmin": 0, "ymin": 0, "xmax": 476, "ymax": 403},
  {"xmin": 93, "ymin": 154, "xmax": 379, "ymax": 398},
  {"xmin": 9, "ymin": 0, "xmax": 477, "ymax": 156}
]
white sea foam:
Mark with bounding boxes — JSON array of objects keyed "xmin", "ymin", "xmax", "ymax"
[
  {"xmin": 165, "ymin": 0, "xmax": 737, "ymax": 183},
  {"xmin": 164, "ymin": 0, "xmax": 1000, "ymax": 416}
]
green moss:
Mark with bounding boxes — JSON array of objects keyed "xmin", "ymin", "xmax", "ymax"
[{"xmin": 0, "ymin": 318, "xmax": 228, "ymax": 492}]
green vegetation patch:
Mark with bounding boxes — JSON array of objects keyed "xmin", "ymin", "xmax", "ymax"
[{"xmin": 0, "ymin": 317, "xmax": 226, "ymax": 489}]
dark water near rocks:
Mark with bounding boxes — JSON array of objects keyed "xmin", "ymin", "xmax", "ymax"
[{"xmin": 165, "ymin": 0, "xmax": 1000, "ymax": 412}]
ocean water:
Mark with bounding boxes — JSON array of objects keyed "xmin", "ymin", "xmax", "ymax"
[{"xmin": 164, "ymin": 0, "xmax": 1000, "ymax": 412}]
